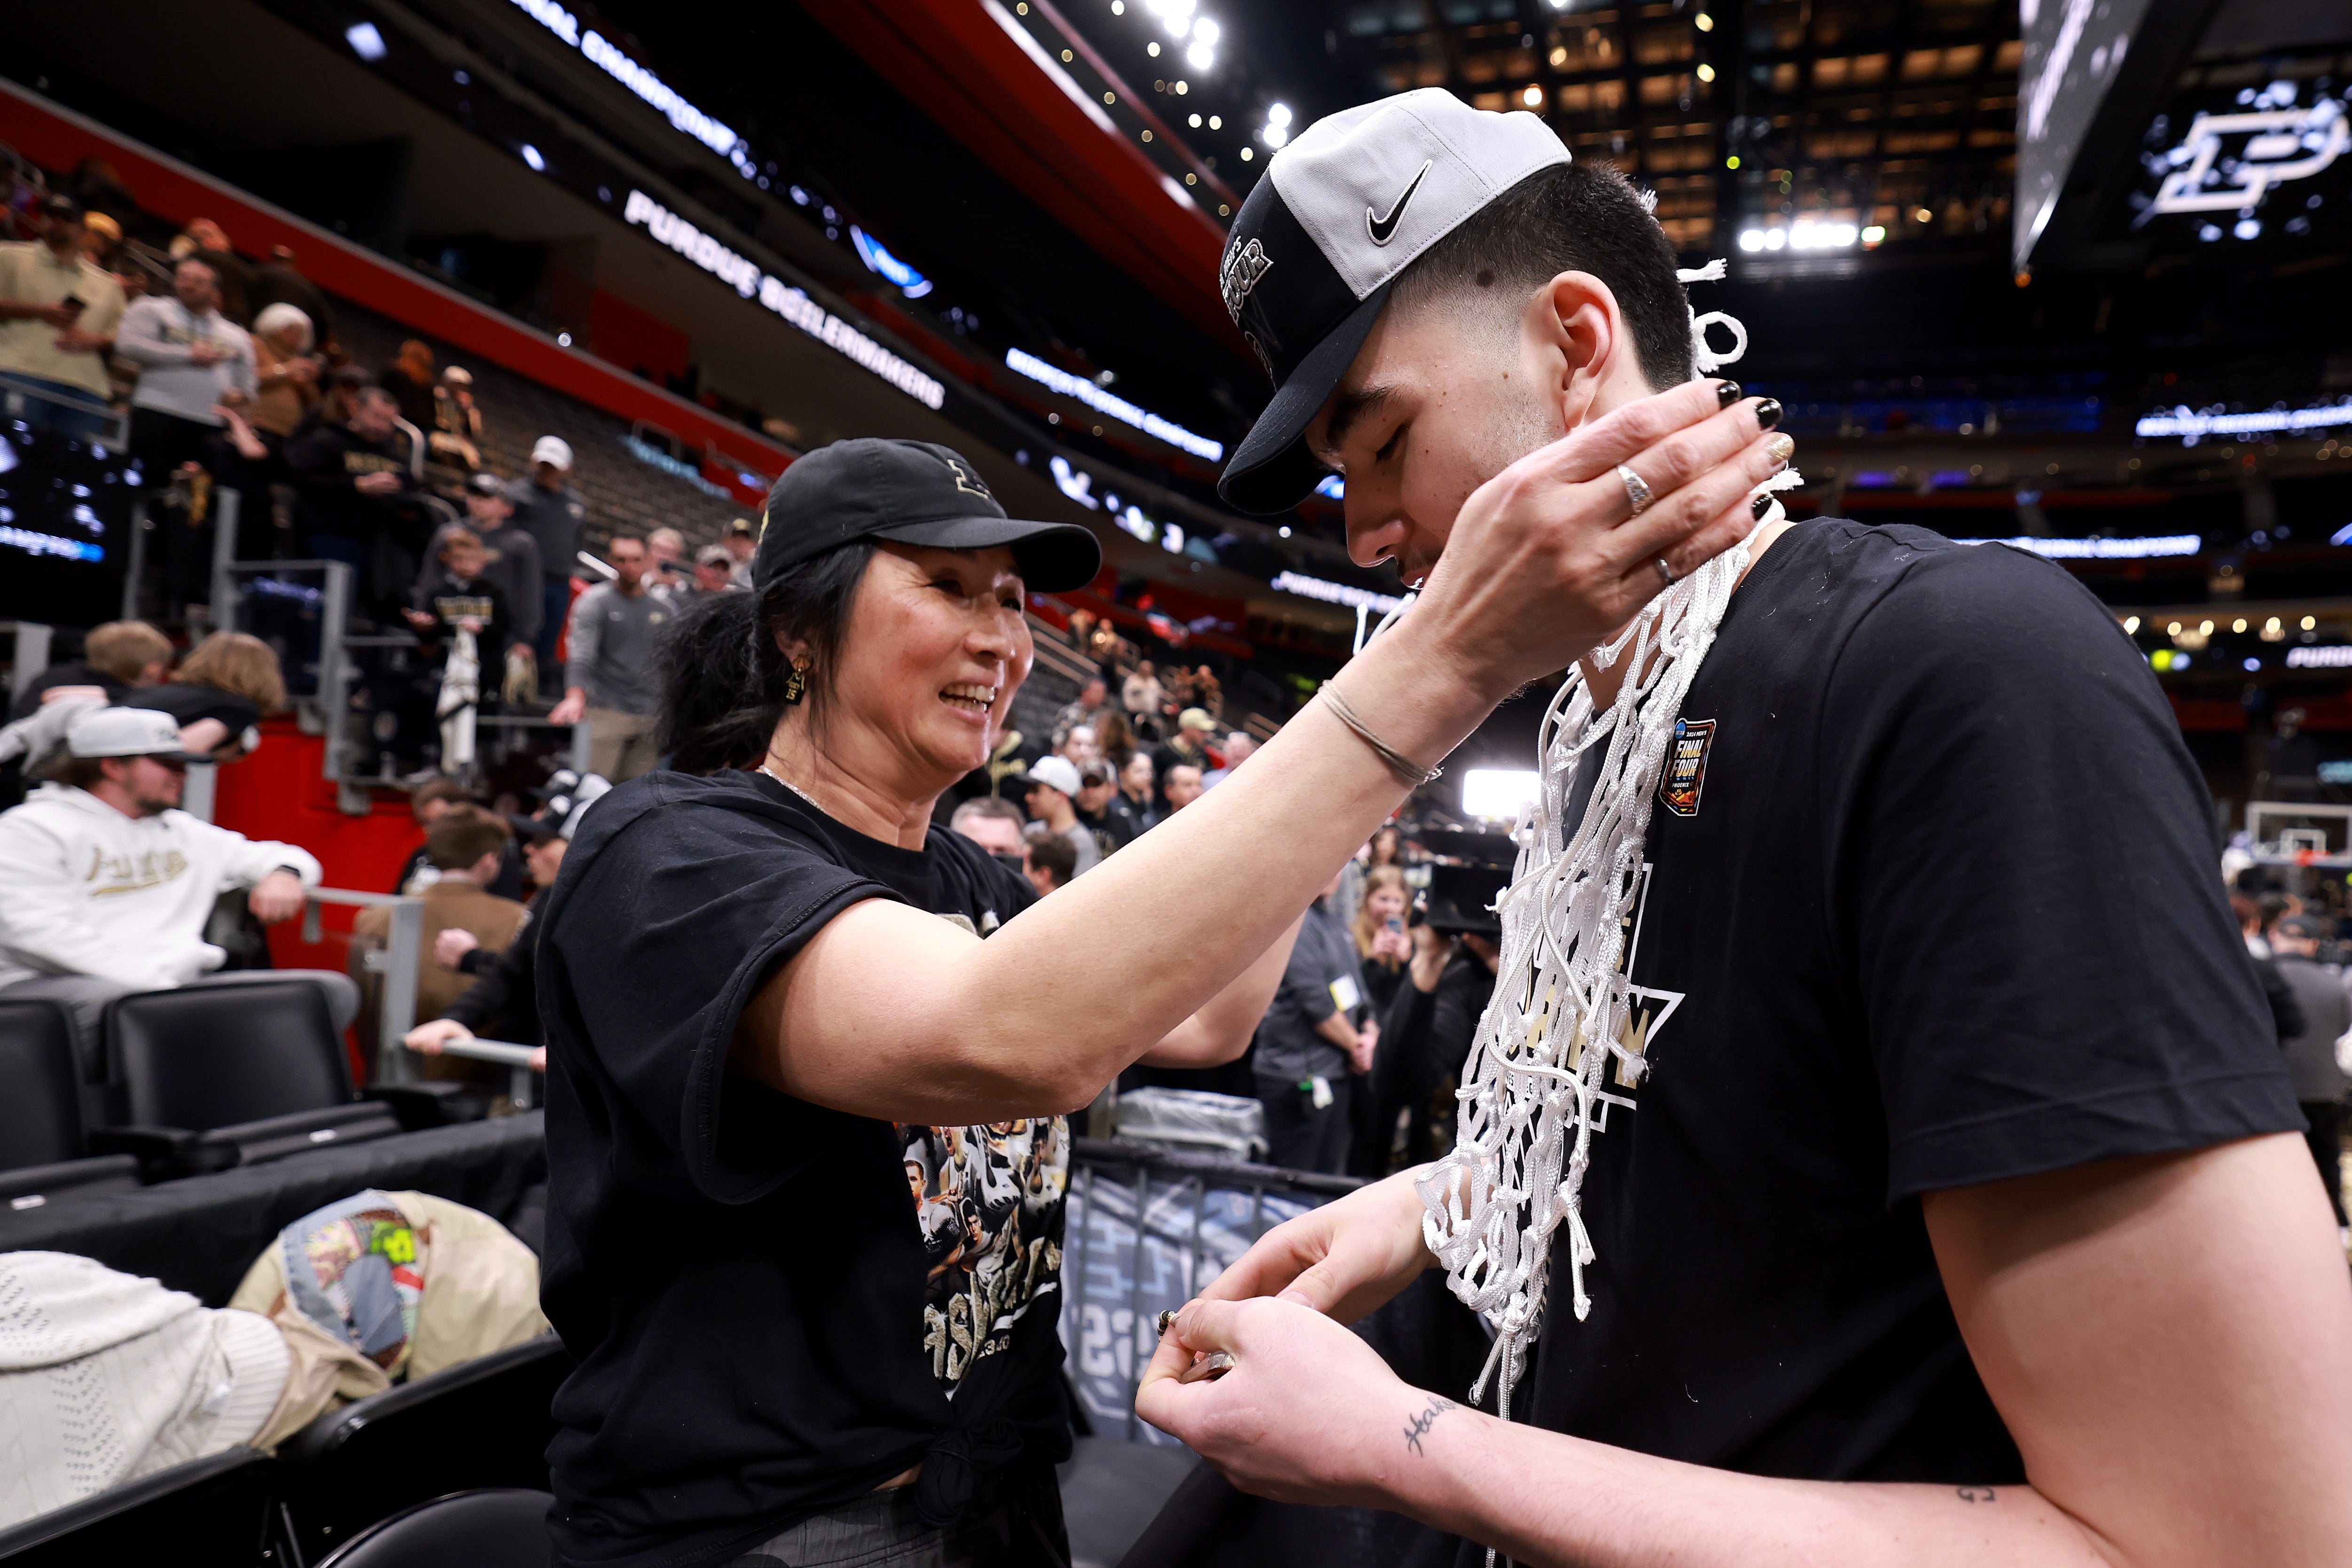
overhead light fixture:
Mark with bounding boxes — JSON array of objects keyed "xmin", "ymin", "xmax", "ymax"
[
  {"xmin": 1264, "ymin": 102, "xmax": 1291, "ymax": 149},
  {"xmin": 1696, "ymin": 62, "xmax": 1715, "ymax": 82},
  {"xmin": 1209, "ymin": 114, "xmax": 1221, "ymax": 129},
  {"xmin": 520, "ymin": 143, "xmax": 546, "ymax": 172},
  {"xmin": 1695, "ymin": 11, "xmax": 1714, "ymax": 29},
  {"xmin": 1189, "ymin": 113, "xmax": 1202, "ymax": 127},
  {"xmin": 1187, "ymin": 43, "xmax": 1213, "ymax": 69},
  {"xmin": 345, "ymin": 22, "xmax": 388, "ymax": 60},
  {"xmin": 1522, "ymin": 84, "xmax": 1543, "ymax": 107}
]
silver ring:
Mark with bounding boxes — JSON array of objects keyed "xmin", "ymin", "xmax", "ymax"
[
  {"xmin": 1654, "ymin": 557, "xmax": 1676, "ymax": 587},
  {"xmin": 1616, "ymin": 463, "xmax": 1653, "ymax": 515}
]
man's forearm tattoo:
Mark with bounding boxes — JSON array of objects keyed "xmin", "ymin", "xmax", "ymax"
[
  {"xmin": 1403, "ymin": 1395, "xmax": 1459, "ymax": 1455},
  {"xmin": 1957, "ymin": 1487, "xmax": 1996, "ymax": 1504}
]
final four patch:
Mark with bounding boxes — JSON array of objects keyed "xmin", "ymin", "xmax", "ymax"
[{"xmin": 1659, "ymin": 718, "xmax": 1715, "ymax": 818}]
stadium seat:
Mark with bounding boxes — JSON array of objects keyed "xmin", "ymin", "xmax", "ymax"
[
  {"xmin": 281, "ymin": 1337, "xmax": 571, "ymax": 1556},
  {"xmin": 0, "ymin": 1449, "xmax": 280, "ymax": 1568},
  {"xmin": 0, "ymin": 999, "xmax": 141, "ymax": 1209},
  {"xmin": 310, "ymin": 1489, "xmax": 553, "ymax": 1568},
  {"xmin": 88, "ymin": 982, "xmax": 451, "ymax": 1178}
]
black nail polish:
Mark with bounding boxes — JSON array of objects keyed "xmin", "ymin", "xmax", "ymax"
[
  {"xmin": 1716, "ymin": 379, "xmax": 1742, "ymax": 408},
  {"xmin": 1751, "ymin": 493, "xmax": 1773, "ymax": 519},
  {"xmin": 1754, "ymin": 398, "xmax": 1783, "ymax": 430}
]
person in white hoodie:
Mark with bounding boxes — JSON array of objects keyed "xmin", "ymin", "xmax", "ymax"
[{"xmin": 0, "ymin": 706, "xmax": 353, "ymax": 1067}]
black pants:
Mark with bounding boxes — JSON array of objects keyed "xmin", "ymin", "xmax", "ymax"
[
  {"xmin": 2302, "ymin": 1100, "xmax": 2346, "ymax": 1226},
  {"xmin": 1257, "ymin": 1072, "xmax": 1352, "ymax": 1174}
]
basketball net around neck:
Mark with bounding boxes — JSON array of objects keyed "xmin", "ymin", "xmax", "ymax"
[{"xmin": 1415, "ymin": 261, "xmax": 1800, "ymax": 1429}]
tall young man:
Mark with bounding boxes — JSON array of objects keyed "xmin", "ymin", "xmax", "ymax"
[{"xmin": 1140, "ymin": 90, "xmax": 2352, "ymax": 1567}]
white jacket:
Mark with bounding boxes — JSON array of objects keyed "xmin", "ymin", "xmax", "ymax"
[
  {"xmin": 0, "ymin": 1252, "xmax": 289, "ymax": 1528},
  {"xmin": 0, "ymin": 784, "xmax": 322, "ymax": 992}
]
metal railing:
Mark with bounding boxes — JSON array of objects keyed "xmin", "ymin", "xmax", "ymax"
[
  {"xmin": 304, "ymin": 886, "xmax": 424, "ymax": 1078},
  {"xmin": 0, "ymin": 375, "xmax": 129, "ymax": 446},
  {"xmin": 400, "ymin": 1034, "xmax": 542, "ymax": 1110}
]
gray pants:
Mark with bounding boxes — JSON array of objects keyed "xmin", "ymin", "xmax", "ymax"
[{"xmin": 2, "ymin": 969, "xmax": 362, "ymax": 1082}]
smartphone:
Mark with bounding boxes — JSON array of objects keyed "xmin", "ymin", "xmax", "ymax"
[
  {"xmin": 59, "ymin": 294, "xmax": 85, "ymax": 315},
  {"xmin": 1385, "ymin": 917, "xmax": 1405, "ymax": 934}
]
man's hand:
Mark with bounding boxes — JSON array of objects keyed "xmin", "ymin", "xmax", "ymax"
[
  {"xmin": 434, "ymin": 927, "xmax": 481, "ymax": 968},
  {"xmin": 1137, "ymin": 1294, "xmax": 1425, "ymax": 1507},
  {"xmin": 547, "ymin": 689, "xmax": 587, "ymax": 725},
  {"xmin": 404, "ymin": 1017, "xmax": 473, "ymax": 1054},
  {"xmin": 1369, "ymin": 926, "xmax": 1413, "ymax": 965},
  {"xmin": 248, "ymin": 869, "xmax": 306, "ymax": 924},
  {"xmin": 1202, "ymin": 1166, "xmax": 1435, "ymax": 1324},
  {"xmin": 355, "ymin": 470, "xmax": 403, "ymax": 496},
  {"xmin": 1350, "ymin": 1018, "xmax": 1379, "ymax": 1075},
  {"xmin": 53, "ymin": 328, "xmax": 107, "ymax": 353},
  {"xmin": 402, "ymin": 608, "xmax": 436, "ymax": 630},
  {"xmin": 23, "ymin": 301, "xmax": 77, "ymax": 328},
  {"xmin": 188, "ymin": 338, "xmax": 224, "ymax": 366}
]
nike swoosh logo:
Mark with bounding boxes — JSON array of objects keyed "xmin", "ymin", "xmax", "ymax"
[{"xmin": 1366, "ymin": 160, "xmax": 1434, "ymax": 246}]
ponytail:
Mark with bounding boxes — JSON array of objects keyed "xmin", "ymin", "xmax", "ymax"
[{"xmin": 657, "ymin": 541, "xmax": 873, "ymax": 775}]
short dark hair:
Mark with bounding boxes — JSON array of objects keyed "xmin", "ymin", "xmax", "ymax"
[
  {"xmin": 1390, "ymin": 160, "xmax": 1694, "ymax": 390},
  {"xmin": 951, "ymin": 796, "xmax": 1024, "ymax": 830},
  {"xmin": 1027, "ymin": 831, "xmax": 1078, "ymax": 887},
  {"xmin": 47, "ymin": 753, "xmax": 113, "ymax": 790},
  {"xmin": 425, "ymin": 804, "xmax": 511, "ymax": 870}
]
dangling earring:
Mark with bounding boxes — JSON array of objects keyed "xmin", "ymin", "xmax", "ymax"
[{"xmin": 781, "ymin": 655, "xmax": 811, "ymax": 705}]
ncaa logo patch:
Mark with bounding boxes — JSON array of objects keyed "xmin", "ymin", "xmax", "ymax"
[{"xmin": 1658, "ymin": 718, "xmax": 1715, "ymax": 818}]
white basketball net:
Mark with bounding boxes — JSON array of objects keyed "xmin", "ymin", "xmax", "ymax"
[{"xmin": 1415, "ymin": 261, "xmax": 1797, "ymax": 1423}]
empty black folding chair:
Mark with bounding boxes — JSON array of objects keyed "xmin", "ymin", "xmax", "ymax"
[
  {"xmin": 280, "ymin": 1337, "xmax": 571, "ymax": 1556},
  {"xmin": 313, "ymin": 1488, "xmax": 553, "ymax": 1568},
  {"xmin": 0, "ymin": 1449, "xmax": 280, "ymax": 1568},
  {"xmin": 93, "ymin": 982, "xmax": 448, "ymax": 1179},
  {"xmin": 0, "ymin": 998, "xmax": 140, "ymax": 1211}
]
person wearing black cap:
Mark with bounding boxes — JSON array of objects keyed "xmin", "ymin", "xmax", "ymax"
[
  {"xmin": 529, "ymin": 403, "xmax": 1747, "ymax": 1567},
  {"xmin": 1141, "ymin": 89, "xmax": 2347, "ymax": 1568}
]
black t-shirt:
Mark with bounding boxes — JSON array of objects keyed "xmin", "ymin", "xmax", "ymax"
[
  {"xmin": 7, "ymin": 662, "xmax": 129, "ymax": 723},
  {"xmin": 1516, "ymin": 521, "xmax": 2300, "ymax": 1486},
  {"xmin": 536, "ymin": 769, "xmax": 1065, "ymax": 1568},
  {"xmin": 120, "ymin": 682, "xmax": 262, "ymax": 738}
]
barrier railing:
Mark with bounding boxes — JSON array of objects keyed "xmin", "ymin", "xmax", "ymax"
[
  {"xmin": 303, "ymin": 887, "xmax": 424, "ymax": 1080},
  {"xmin": 1062, "ymin": 1137, "xmax": 1360, "ymax": 1443},
  {"xmin": 399, "ymin": 1034, "xmax": 542, "ymax": 1110}
]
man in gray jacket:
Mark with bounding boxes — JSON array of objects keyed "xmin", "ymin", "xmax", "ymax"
[
  {"xmin": 548, "ymin": 536, "xmax": 668, "ymax": 782},
  {"xmin": 2269, "ymin": 913, "xmax": 2350, "ymax": 1239},
  {"xmin": 1253, "ymin": 868, "xmax": 1375, "ymax": 1173}
]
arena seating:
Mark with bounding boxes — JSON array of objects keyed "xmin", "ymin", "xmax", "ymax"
[
  {"xmin": 86, "ymin": 982, "xmax": 455, "ymax": 1181},
  {"xmin": 0, "ymin": 1449, "xmax": 281, "ymax": 1568},
  {"xmin": 312, "ymin": 1489, "xmax": 554, "ymax": 1568},
  {"xmin": 333, "ymin": 299, "xmax": 759, "ymax": 560},
  {"xmin": 0, "ymin": 999, "xmax": 141, "ymax": 1209},
  {"xmin": 279, "ymin": 1340, "xmax": 570, "ymax": 1558}
]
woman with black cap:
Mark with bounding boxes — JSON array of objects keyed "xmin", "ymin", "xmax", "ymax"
[{"xmin": 533, "ymin": 396, "xmax": 1770, "ymax": 1566}]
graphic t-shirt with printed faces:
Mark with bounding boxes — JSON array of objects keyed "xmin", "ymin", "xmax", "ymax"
[
  {"xmin": 536, "ymin": 769, "xmax": 1064, "ymax": 1568},
  {"xmin": 1499, "ymin": 521, "xmax": 2300, "ymax": 1507}
]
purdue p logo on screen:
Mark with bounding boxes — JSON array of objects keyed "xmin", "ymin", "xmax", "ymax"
[{"xmin": 1659, "ymin": 718, "xmax": 1716, "ymax": 818}]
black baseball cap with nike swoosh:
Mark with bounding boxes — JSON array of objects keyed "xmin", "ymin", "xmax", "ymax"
[{"xmin": 1216, "ymin": 89, "xmax": 1573, "ymax": 515}]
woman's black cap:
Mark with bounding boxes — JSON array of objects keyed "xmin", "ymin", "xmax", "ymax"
[{"xmin": 752, "ymin": 438, "xmax": 1102, "ymax": 594}]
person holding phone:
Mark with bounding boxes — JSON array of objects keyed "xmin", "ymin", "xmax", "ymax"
[
  {"xmin": 1347, "ymin": 862, "xmax": 1414, "ymax": 1175},
  {"xmin": 0, "ymin": 193, "xmax": 125, "ymax": 438}
]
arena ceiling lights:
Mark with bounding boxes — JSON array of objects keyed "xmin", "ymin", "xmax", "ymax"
[
  {"xmin": 507, "ymin": 0, "xmax": 762, "ymax": 182},
  {"xmin": 623, "ymin": 191, "xmax": 945, "ymax": 410},
  {"xmin": 1003, "ymin": 348, "xmax": 1224, "ymax": 461}
]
